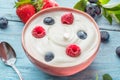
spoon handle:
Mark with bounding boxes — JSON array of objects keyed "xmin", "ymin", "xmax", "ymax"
[{"xmin": 11, "ymin": 64, "xmax": 23, "ymax": 80}]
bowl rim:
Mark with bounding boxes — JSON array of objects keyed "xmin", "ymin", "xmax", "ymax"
[{"xmin": 21, "ymin": 7, "xmax": 101, "ymax": 68}]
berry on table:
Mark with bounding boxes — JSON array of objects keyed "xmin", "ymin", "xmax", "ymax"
[
  {"xmin": 0, "ymin": 17, "xmax": 8, "ymax": 29},
  {"xmin": 116, "ymin": 46, "xmax": 120, "ymax": 57},
  {"xmin": 100, "ymin": 31, "xmax": 110, "ymax": 42},
  {"xmin": 88, "ymin": 0, "xmax": 98, "ymax": 3},
  {"xmin": 43, "ymin": 17, "xmax": 55, "ymax": 25},
  {"xmin": 16, "ymin": 4, "xmax": 36, "ymax": 24},
  {"xmin": 44, "ymin": 52, "xmax": 54, "ymax": 62},
  {"xmin": 77, "ymin": 30, "xmax": 87, "ymax": 40},
  {"xmin": 66, "ymin": 44, "xmax": 81, "ymax": 57},
  {"xmin": 41, "ymin": 0, "xmax": 59, "ymax": 10},
  {"xmin": 94, "ymin": 6, "xmax": 101, "ymax": 16},
  {"xmin": 85, "ymin": 4, "xmax": 101, "ymax": 19},
  {"xmin": 32, "ymin": 26, "xmax": 46, "ymax": 38},
  {"xmin": 61, "ymin": 12, "xmax": 74, "ymax": 25}
]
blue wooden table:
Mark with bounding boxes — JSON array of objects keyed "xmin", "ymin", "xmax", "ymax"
[{"xmin": 0, "ymin": 0, "xmax": 120, "ymax": 80}]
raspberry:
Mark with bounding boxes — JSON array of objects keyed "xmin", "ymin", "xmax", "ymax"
[
  {"xmin": 61, "ymin": 12, "xmax": 74, "ymax": 25},
  {"xmin": 32, "ymin": 26, "xmax": 46, "ymax": 38},
  {"xmin": 66, "ymin": 44, "xmax": 81, "ymax": 57}
]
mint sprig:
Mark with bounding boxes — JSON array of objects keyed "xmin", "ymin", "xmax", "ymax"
[
  {"xmin": 73, "ymin": 0, "xmax": 120, "ymax": 24},
  {"xmin": 95, "ymin": 73, "xmax": 113, "ymax": 80},
  {"xmin": 103, "ymin": 74, "xmax": 112, "ymax": 80},
  {"xmin": 73, "ymin": 0, "xmax": 87, "ymax": 11},
  {"xmin": 102, "ymin": 3, "xmax": 120, "ymax": 24}
]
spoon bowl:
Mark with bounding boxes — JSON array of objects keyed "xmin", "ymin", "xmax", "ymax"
[{"xmin": 0, "ymin": 41, "xmax": 23, "ymax": 80}]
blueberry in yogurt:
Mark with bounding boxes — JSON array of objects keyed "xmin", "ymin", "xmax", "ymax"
[
  {"xmin": 43, "ymin": 17, "xmax": 55, "ymax": 25},
  {"xmin": 77, "ymin": 30, "xmax": 87, "ymax": 40},
  {"xmin": 44, "ymin": 52, "xmax": 54, "ymax": 62}
]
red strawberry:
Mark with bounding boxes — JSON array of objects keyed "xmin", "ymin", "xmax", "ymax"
[
  {"xmin": 41, "ymin": 0, "xmax": 59, "ymax": 10},
  {"xmin": 61, "ymin": 12, "xmax": 74, "ymax": 25},
  {"xmin": 16, "ymin": 4, "xmax": 36, "ymax": 24},
  {"xmin": 66, "ymin": 44, "xmax": 81, "ymax": 57}
]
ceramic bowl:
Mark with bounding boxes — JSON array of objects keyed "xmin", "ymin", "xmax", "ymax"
[{"xmin": 22, "ymin": 7, "xmax": 101, "ymax": 76}]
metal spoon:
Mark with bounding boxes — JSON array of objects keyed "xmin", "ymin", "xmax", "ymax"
[{"xmin": 0, "ymin": 41, "xmax": 23, "ymax": 80}]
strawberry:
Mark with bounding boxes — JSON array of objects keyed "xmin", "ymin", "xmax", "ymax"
[
  {"xmin": 41, "ymin": 0, "xmax": 59, "ymax": 10},
  {"xmin": 16, "ymin": 4, "xmax": 36, "ymax": 23},
  {"xmin": 15, "ymin": 0, "xmax": 59, "ymax": 23},
  {"xmin": 34, "ymin": 0, "xmax": 59, "ymax": 11}
]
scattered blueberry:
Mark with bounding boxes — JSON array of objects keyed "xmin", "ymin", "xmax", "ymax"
[
  {"xmin": 85, "ymin": 4, "xmax": 101, "ymax": 19},
  {"xmin": 44, "ymin": 52, "xmax": 54, "ymax": 62},
  {"xmin": 77, "ymin": 30, "xmax": 87, "ymax": 40},
  {"xmin": 116, "ymin": 46, "xmax": 120, "ymax": 57},
  {"xmin": 100, "ymin": 31, "xmax": 110, "ymax": 42},
  {"xmin": 43, "ymin": 17, "xmax": 55, "ymax": 25},
  {"xmin": 0, "ymin": 17, "xmax": 8, "ymax": 29},
  {"xmin": 88, "ymin": 0, "xmax": 98, "ymax": 3}
]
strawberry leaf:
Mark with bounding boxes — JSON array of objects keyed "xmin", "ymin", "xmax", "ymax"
[
  {"xmin": 103, "ymin": 74, "xmax": 112, "ymax": 80},
  {"xmin": 15, "ymin": 0, "xmax": 32, "ymax": 8},
  {"xmin": 33, "ymin": 0, "xmax": 43, "ymax": 12},
  {"xmin": 73, "ymin": 0, "xmax": 87, "ymax": 11}
]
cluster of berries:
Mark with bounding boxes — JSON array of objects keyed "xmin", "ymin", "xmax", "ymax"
[
  {"xmin": 15, "ymin": 0, "xmax": 59, "ymax": 24},
  {"xmin": 0, "ymin": 0, "xmax": 58, "ymax": 29},
  {"xmin": 85, "ymin": 0, "xmax": 101, "ymax": 19}
]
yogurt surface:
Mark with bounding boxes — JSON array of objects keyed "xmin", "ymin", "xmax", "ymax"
[{"xmin": 23, "ymin": 9, "xmax": 99, "ymax": 67}]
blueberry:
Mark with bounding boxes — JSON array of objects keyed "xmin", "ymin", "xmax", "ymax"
[
  {"xmin": 0, "ymin": 17, "xmax": 8, "ymax": 29},
  {"xmin": 43, "ymin": 17, "xmax": 55, "ymax": 25},
  {"xmin": 116, "ymin": 46, "xmax": 120, "ymax": 57},
  {"xmin": 100, "ymin": 31, "xmax": 110, "ymax": 42},
  {"xmin": 85, "ymin": 4, "xmax": 101, "ymax": 19},
  {"xmin": 88, "ymin": 0, "xmax": 98, "ymax": 3},
  {"xmin": 44, "ymin": 52, "xmax": 54, "ymax": 62},
  {"xmin": 94, "ymin": 6, "xmax": 101, "ymax": 16},
  {"xmin": 77, "ymin": 30, "xmax": 87, "ymax": 40}
]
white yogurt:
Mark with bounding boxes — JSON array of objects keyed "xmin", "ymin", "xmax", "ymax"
[{"xmin": 24, "ymin": 10, "xmax": 99, "ymax": 67}]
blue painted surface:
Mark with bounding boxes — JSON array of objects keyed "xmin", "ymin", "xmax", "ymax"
[{"xmin": 0, "ymin": 0, "xmax": 120, "ymax": 80}]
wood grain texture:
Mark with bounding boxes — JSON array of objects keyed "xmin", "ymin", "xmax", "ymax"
[{"xmin": 0, "ymin": 0, "xmax": 120, "ymax": 80}]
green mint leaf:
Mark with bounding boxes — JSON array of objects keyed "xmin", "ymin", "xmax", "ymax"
[
  {"xmin": 103, "ymin": 74, "xmax": 112, "ymax": 80},
  {"xmin": 73, "ymin": 0, "xmax": 87, "ymax": 11},
  {"xmin": 102, "ymin": 8, "xmax": 113, "ymax": 24},
  {"xmin": 103, "ymin": 3, "xmax": 120, "ymax": 11},
  {"xmin": 112, "ymin": 14, "xmax": 120, "ymax": 23},
  {"xmin": 108, "ymin": 10, "xmax": 120, "ymax": 14},
  {"xmin": 96, "ymin": 74, "xmax": 99, "ymax": 80},
  {"xmin": 102, "ymin": 3, "xmax": 120, "ymax": 24},
  {"xmin": 99, "ymin": 0, "xmax": 110, "ymax": 5}
]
